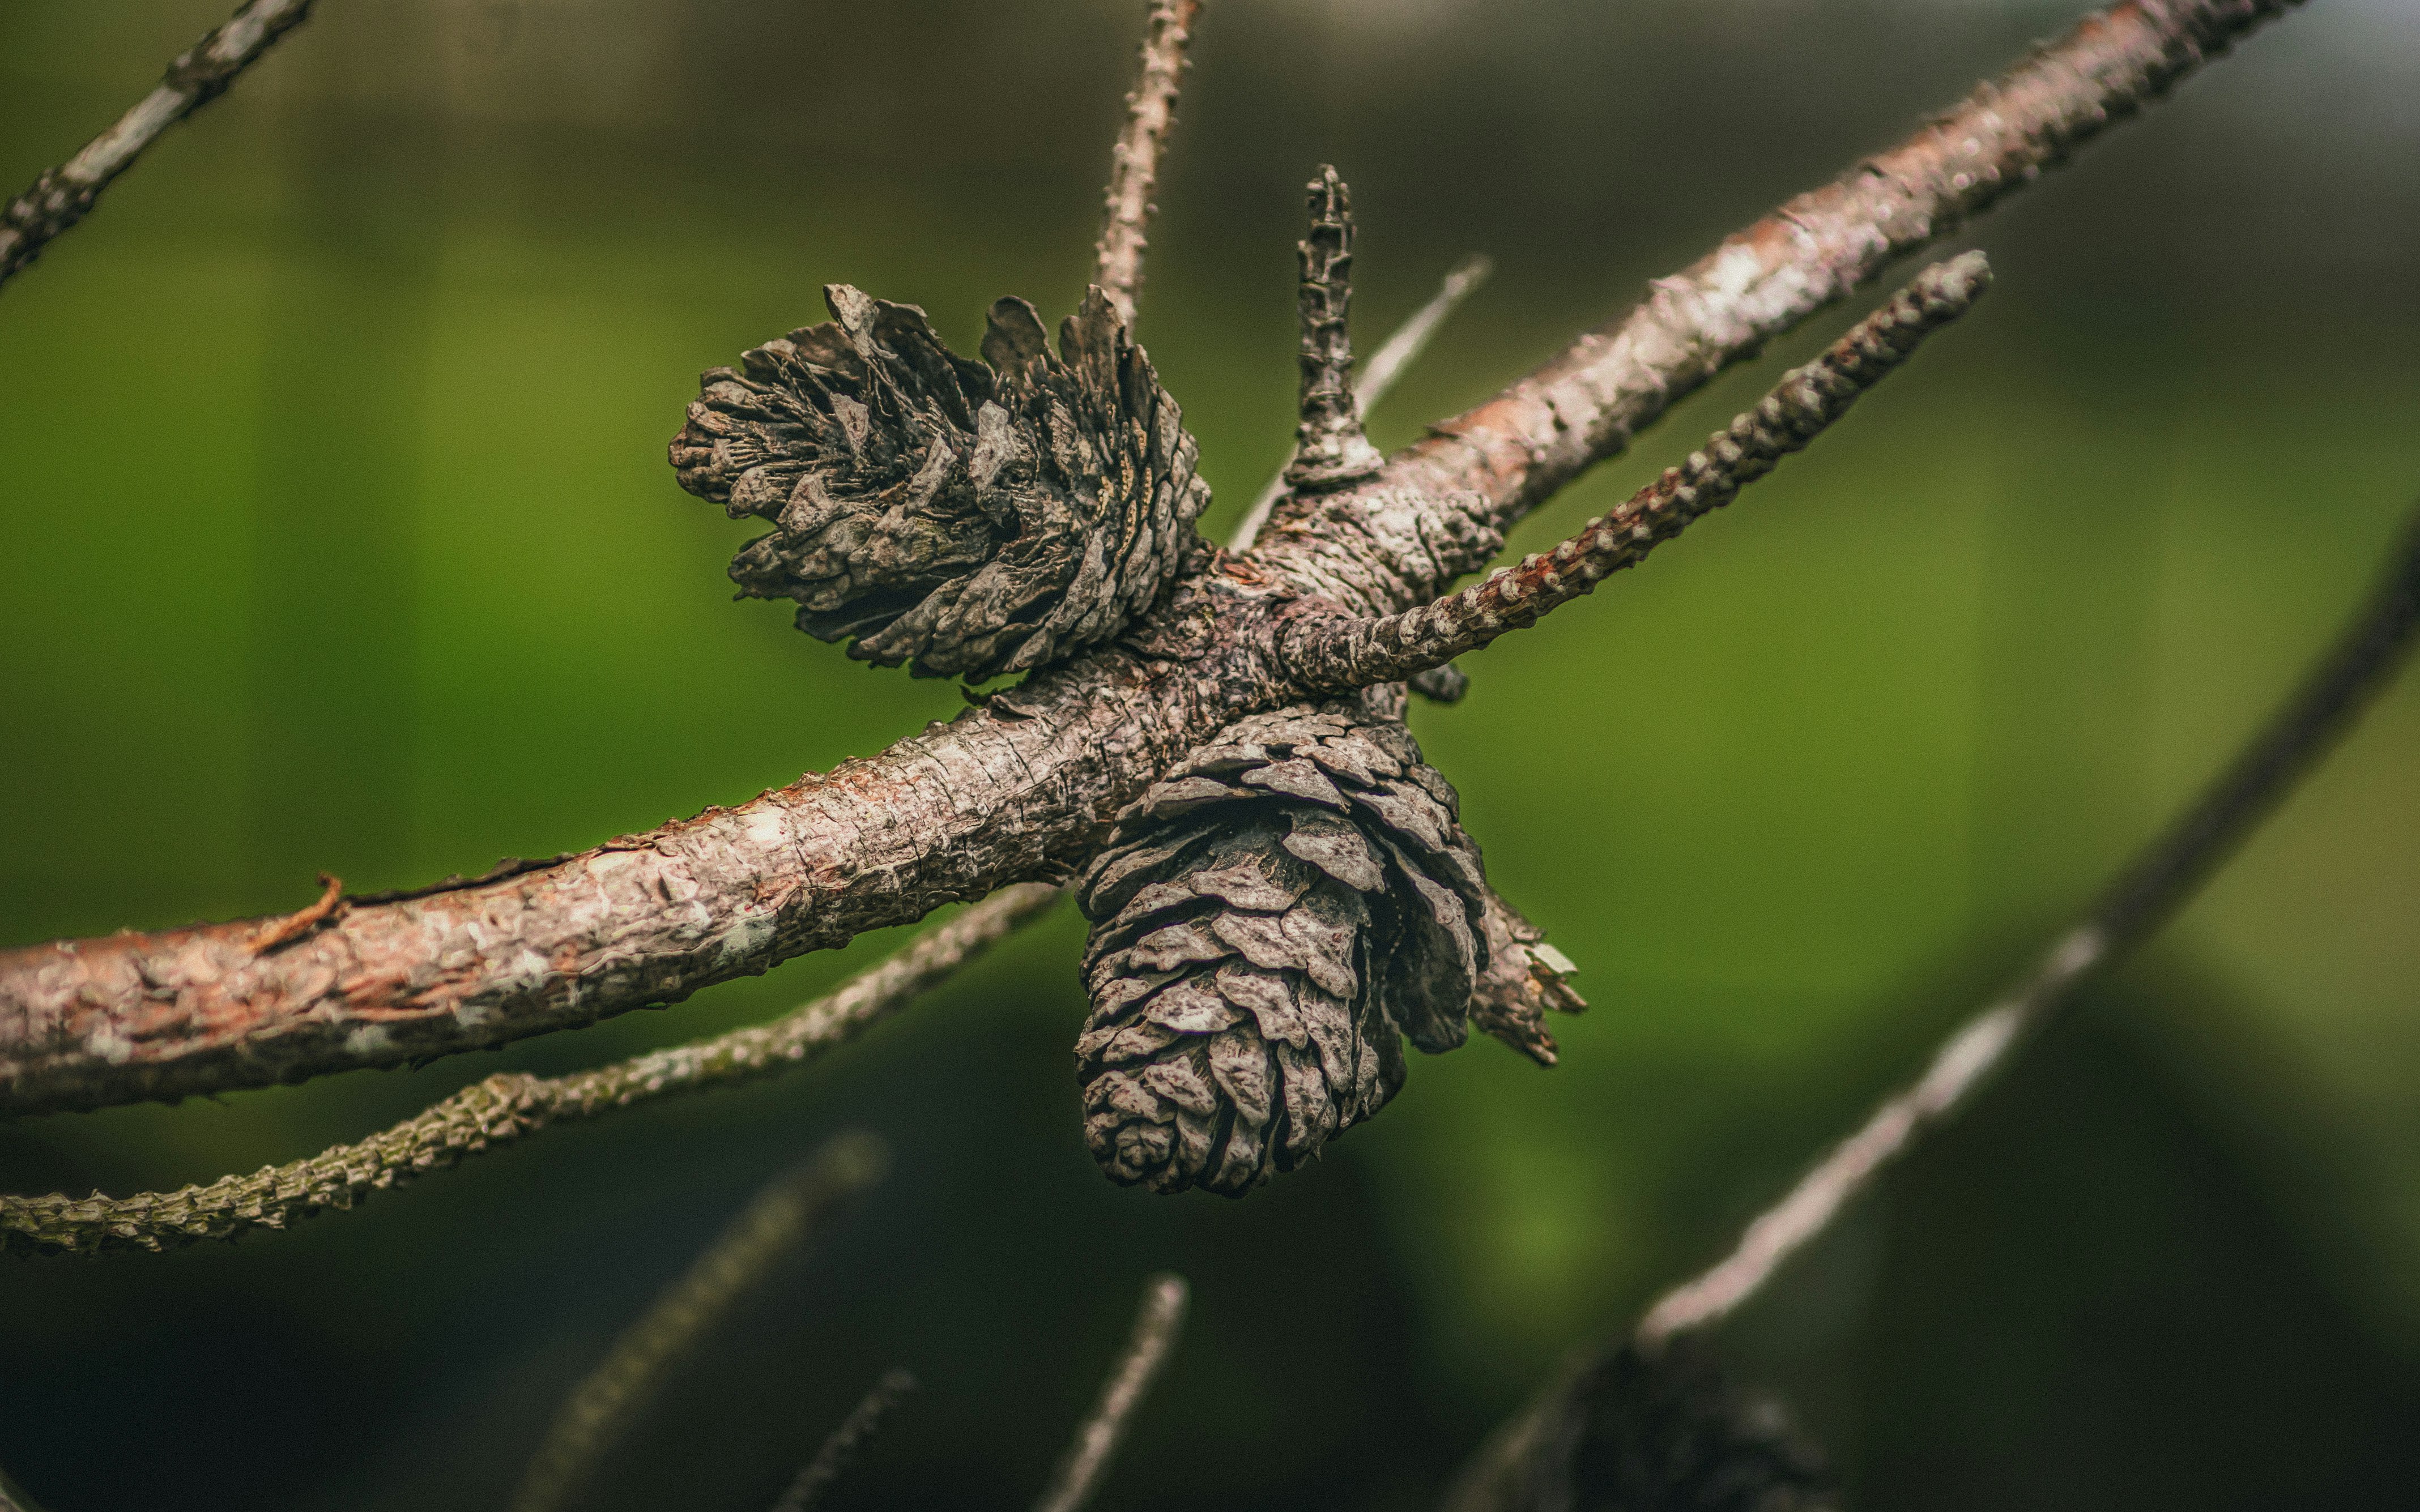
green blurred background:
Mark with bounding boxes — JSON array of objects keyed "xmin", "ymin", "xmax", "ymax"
[{"xmin": 4, "ymin": 1, "xmax": 2417, "ymax": 1507}]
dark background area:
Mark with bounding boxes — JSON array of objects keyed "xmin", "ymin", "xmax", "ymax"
[{"xmin": 3, "ymin": 2, "xmax": 2417, "ymax": 1507}]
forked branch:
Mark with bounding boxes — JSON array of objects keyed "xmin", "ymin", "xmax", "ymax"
[
  {"xmin": 0, "ymin": 0, "xmax": 2299, "ymax": 1121},
  {"xmin": 1093, "ymin": 0, "xmax": 1203, "ymax": 326},
  {"xmin": 1278, "ymin": 253, "xmax": 1990, "ymax": 691},
  {"xmin": 0, "ymin": 0, "xmax": 320, "ymax": 289}
]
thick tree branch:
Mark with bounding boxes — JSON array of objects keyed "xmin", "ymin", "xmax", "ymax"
[
  {"xmin": 1276, "ymin": 255, "xmax": 1989, "ymax": 692},
  {"xmin": 1093, "ymin": 0, "xmax": 1202, "ymax": 327},
  {"xmin": 0, "ymin": 0, "xmax": 319, "ymax": 291},
  {"xmin": 509, "ymin": 1133, "xmax": 891, "ymax": 1512},
  {"xmin": 1034, "ymin": 1272, "xmax": 1190, "ymax": 1512},
  {"xmin": 0, "ymin": 0, "xmax": 2297, "ymax": 1118},
  {"xmin": 1441, "ymin": 500, "xmax": 2420, "ymax": 1512},
  {"xmin": 1232, "ymin": 253, "xmax": 1493, "ymax": 552},
  {"xmin": 0, "ymin": 885, "xmax": 1060, "ymax": 1257},
  {"xmin": 1254, "ymin": 0, "xmax": 2302, "ymax": 616},
  {"xmin": 772, "ymin": 1369, "xmax": 917, "ymax": 1512}
]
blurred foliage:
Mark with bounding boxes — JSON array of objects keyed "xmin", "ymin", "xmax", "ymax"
[{"xmin": 3, "ymin": 2, "xmax": 2417, "ymax": 1509}]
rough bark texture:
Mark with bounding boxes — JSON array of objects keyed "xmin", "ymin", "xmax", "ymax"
[
  {"xmin": 1278, "ymin": 255, "xmax": 1992, "ymax": 692},
  {"xmin": 0, "ymin": 885, "xmax": 1062, "ymax": 1257},
  {"xmin": 0, "ymin": 0, "xmax": 318, "ymax": 289},
  {"xmin": 1284, "ymin": 168, "xmax": 1384, "ymax": 493},
  {"xmin": 672, "ymin": 284, "xmax": 1212, "ymax": 680},
  {"xmin": 1075, "ymin": 697, "xmax": 1489, "ymax": 1195},
  {"xmin": 0, "ymin": 0, "xmax": 2295, "ymax": 1120}
]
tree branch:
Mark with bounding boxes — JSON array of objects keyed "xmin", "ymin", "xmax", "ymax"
[
  {"xmin": 0, "ymin": 0, "xmax": 2298, "ymax": 1118},
  {"xmin": 1441, "ymin": 499, "xmax": 2420, "ymax": 1512},
  {"xmin": 1231, "ymin": 253, "xmax": 1493, "ymax": 552},
  {"xmin": 0, "ymin": 885, "xmax": 1060, "ymax": 1258},
  {"xmin": 0, "ymin": 0, "xmax": 320, "ymax": 291},
  {"xmin": 771, "ymin": 1369, "xmax": 918, "ymax": 1512},
  {"xmin": 1253, "ymin": 0, "xmax": 2302, "ymax": 616},
  {"xmin": 1034, "ymin": 1272, "xmax": 1191, "ymax": 1512},
  {"xmin": 508, "ymin": 1133, "xmax": 891, "ymax": 1512},
  {"xmin": 1277, "ymin": 254, "xmax": 1988, "ymax": 693},
  {"xmin": 1284, "ymin": 166, "xmax": 1386, "ymax": 493},
  {"xmin": 1093, "ymin": 0, "xmax": 1202, "ymax": 327}
]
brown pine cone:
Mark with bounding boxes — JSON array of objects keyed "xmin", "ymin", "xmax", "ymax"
[
  {"xmin": 669, "ymin": 283, "xmax": 1211, "ymax": 681},
  {"xmin": 1073, "ymin": 701, "xmax": 1489, "ymax": 1197}
]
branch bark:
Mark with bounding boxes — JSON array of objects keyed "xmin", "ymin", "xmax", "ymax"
[
  {"xmin": 1277, "ymin": 254, "xmax": 1989, "ymax": 692},
  {"xmin": 0, "ymin": 0, "xmax": 2299, "ymax": 1119},
  {"xmin": 0, "ymin": 0, "xmax": 320, "ymax": 290}
]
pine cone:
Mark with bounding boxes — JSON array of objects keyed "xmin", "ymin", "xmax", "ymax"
[
  {"xmin": 1549, "ymin": 1345, "xmax": 1836, "ymax": 1512},
  {"xmin": 670, "ymin": 284, "xmax": 1212, "ymax": 681},
  {"xmin": 1073, "ymin": 701, "xmax": 1489, "ymax": 1196}
]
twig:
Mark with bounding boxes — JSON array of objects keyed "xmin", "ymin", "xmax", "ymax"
[
  {"xmin": 0, "ymin": 1463, "xmax": 50, "ymax": 1512},
  {"xmin": 508, "ymin": 1134, "xmax": 892, "ymax": 1512},
  {"xmin": 245, "ymin": 872, "xmax": 346, "ymax": 953},
  {"xmin": 1033, "ymin": 1272, "xmax": 1191, "ymax": 1512},
  {"xmin": 0, "ymin": 883, "xmax": 1063, "ymax": 1258},
  {"xmin": 1284, "ymin": 166, "xmax": 1386, "ymax": 493},
  {"xmin": 1231, "ymin": 253, "xmax": 1493, "ymax": 552},
  {"xmin": 770, "ymin": 1368, "xmax": 918, "ymax": 1512},
  {"xmin": 1092, "ymin": 0, "xmax": 1202, "ymax": 328},
  {"xmin": 1441, "ymin": 500, "xmax": 2420, "ymax": 1512},
  {"xmin": 1280, "ymin": 254, "xmax": 1989, "ymax": 693},
  {"xmin": 0, "ymin": 0, "xmax": 320, "ymax": 291},
  {"xmin": 1636, "ymin": 498, "xmax": 2420, "ymax": 1344}
]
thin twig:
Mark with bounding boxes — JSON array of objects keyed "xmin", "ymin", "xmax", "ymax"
[
  {"xmin": 0, "ymin": 884, "xmax": 1064, "ymax": 1258},
  {"xmin": 1284, "ymin": 166, "xmax": 1385, "ymax": 493},
  {"xmin": 1093, "ymin": 0, "xmax": 1202, "ymax": 328},
  {"xmin": 1232, "ymin": 253, "xmax": 1493, "ymax": 552},
  {"xmin": 509, "ymin": 1134, "xmax": 892, "ymax": 1512},
  {"xmin": 1637, "ymin": 499, "xmax": 2420, "ymax": 1345},
  {"xmin": 0, "ymin": 0, "xmax": 321, "ymax": 290},
  {"xmin": 1441, "ymin": 500, "xmax": 2420, "ymax": 1512},
  {"xmin": 1033, "ymin": 1272, "xmax": 1191, "ymax": 1512},
  {"xmin": 770, "ymin": 1368, "xmax": 918, "ymax": 1512},
  {"xmin": 0, "ymin": 1463, "xmax": 49, "ymax": 1512},
  {"xmin": 1280, "ymin": 254, "xmax": 1989, "ymax": 693}
]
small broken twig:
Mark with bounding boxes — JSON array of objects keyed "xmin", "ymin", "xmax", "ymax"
[
  {"xmin": 1284, "ymin": 165, "xmax": 1386, "ymax": 493},
  {"xmin": 1635, "ymin": 497, "xmax": 2420, "ymax": 1346},
  {"xmin": 770, "ymin": 1368, "xmax": 918, "ymax": 1512},
  {"xmin": 1033, "ymin": 1272, "xmax": 1191, "ymax": 1512},
  {"xmin": 1232, "ymin": 252, "xmax": 1493, "ymax": 552},
  {"xmin": 1093, "ymin": 0, "xmax": 1202, "ymax": 327},
  {"xmin": 1279, "ymin": 254, "xmax": 1990, "ymax": 693},
  {"xmin": 245, "ymin": 872, "xmax": 346, "ymax": 953},
  {"xmin": 0, "ymin": 0, "xmax": 321, "ymax": 290},
  {"xmin": 1, "ymin": 883, "xmax": 1064, "ymax": 1258},
  {"xmin": 509, "ymin": 1133, "xmax": 892, "ymax": 1512}
]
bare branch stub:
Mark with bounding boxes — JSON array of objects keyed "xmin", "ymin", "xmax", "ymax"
[
  {"xmin": 1034, "ymin": 1272, "xmax": 1191, "ymax": 1512},
  {"xmin": 1284, "ymin": 167, "xmax": 1386, "ymax": 494},
  {"xmin": 0, "ymin": 0, "xmax": 2299, "ymax": 1120},
  {"xmin": 0, "ymin": 0, "xmax": 320, "ymax": 290},
  {"xmin": 1277, "ymin": 254, "xmax": 1992, "ymax": 692},
  {"xmin": 1093, "ymin": 0, "xmax": 1203, "ymax": 327}
]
